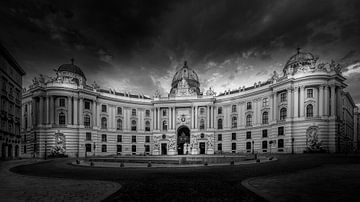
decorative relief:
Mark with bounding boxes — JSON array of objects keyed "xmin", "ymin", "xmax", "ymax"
[
  {"xmin": 306, "ymin": 126, "xmax": 322, "ymax": 151},
  {"xmin": 206, "ymin": 133, "xmax": 214, "ymax": 149}
]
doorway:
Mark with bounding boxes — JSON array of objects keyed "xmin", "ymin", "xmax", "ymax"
[
  {"xmin": 161, "ymin": 143, "xmax": 167, "ymax": 155},
  {"xmin": 199, "ymin": 142, "xmax": 206, "ymax": 154},
  {"xmin": 177, "ymin": 126, "xmax": 190, "ymax": 155}
]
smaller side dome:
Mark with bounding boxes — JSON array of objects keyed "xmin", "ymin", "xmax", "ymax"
[
  {"xmin": 283, "ymin": 48, "xmax": 318, "ymax": 76},
  {"xmin": 58, "ymin": 59, "xmax": 86, "ymax": 80}
]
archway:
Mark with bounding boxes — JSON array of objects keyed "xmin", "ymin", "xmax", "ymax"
[{"xmin": 177, "ymin": 125, "xmax": 190, "ymax": 155}]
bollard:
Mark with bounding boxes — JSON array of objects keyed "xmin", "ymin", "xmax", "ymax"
[
  {"xmin": 147, "ymin": 161, "xmax": 152, "ymax": 167},
  {"xmin": 120, "ymin": 162, "xmax": 124, "ymax": 168}
]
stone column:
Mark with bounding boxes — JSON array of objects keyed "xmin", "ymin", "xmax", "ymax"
[
  {"xmin": 324, "ymin": 86, "xmax": 330, "ymax": 116},
  {"xmin": 212, "ymin": 106, "xmax": 215, "ymax": 128},
  {"xmin": 79, "ymin": 98, "xmax": 84, "ymax": 126},
  {"xmin": 314, "ymin": 88, "xmax": 319, "ymax": 117},
  {"xmin": 331, "ymin": 85, "xmax": 336, "ymax": 117},
  {"xmin": 92, "ymin": 100, "xmax": 97, "ymax": 127},
  {"xmin": 29, "ymin": 100, "xmax": 33, "ymax": 126},
  {"xmin": 49, "ymin": 96, "xmax": 54, "ymax": 124},
  {"xmin": 152, "ymin": 108, "xmax": 155, "ymax": 130},
  {"xmin": 168, "ymin": 107, "xmax": 171, "ymax": 130},
  {"xmin": 191, "ymin": 106, "xmax": 194, "ymax": 129},
  {"xmin": 45, "ymin": 97, "xmax": 50, "ymax": 124},
  {"xmin": 39, "ymin": 97, "xmax": 44, "ymax": 125},
  {"xmin": 207, "ymin": 105, "xmax": 210, "ymax": 129},
  {"xmin": 157, "ymin": 107, "xmax": 160, "ymax": 130},
  {"xmin": 194, "ymin": 106, "xmax": 198, "ymax": 129},
  {"xmin": 73, "ymin": 97, "xmax": 78, "ymax": 125},
  {"xmin": 97, "ymin": 102, "xmax": 101, "ymax": 128},
  {"xmin": 68, "ymin": 97, "xmax": 72, "ymax": 125},
  {"xmin": 287, "ymin": 88, "xmax": 292, "ymax": 118},
  {"xmin": 319, "ymin": 85, "xmax": 324, "ymax": 116},
  {"xmin": 337, "ymin": 87, "xmax": 342, "ymax": 118},
  {"xmin": 299, "ymin": 86, "xmax": 305, "ymax": 117},
  {"xmin": 273, "ymin": 92, "xmax": 277, "ymax": 121},
  {"xmin": 253, "ymin": 100, "xmax": 258, "ymax": 125},
  {"xmin": 173, "ymin": 107, "xmax": 176, "ymax": 129},
  {"xmin": 294, "ymin": 87, "xmax": 299, "ymax": 118}
]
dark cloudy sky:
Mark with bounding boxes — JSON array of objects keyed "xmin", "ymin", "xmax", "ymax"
[{"xmin": 1, "ymin": 0, "xmax": 360, "ymax": 104}]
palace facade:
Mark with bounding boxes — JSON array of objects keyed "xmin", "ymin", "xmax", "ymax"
[
  {"xmin": 0, "ymin": 43, "xmax": 26, "ymax": 159},
  {"xmin": 21, "ymin": 50, "xmax": 358, "ymax": 158}
]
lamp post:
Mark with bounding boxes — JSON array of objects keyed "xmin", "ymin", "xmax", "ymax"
[
  {"xmin": 252, "ymin": 140, "xmax": 254, "ymax": 154},
  {"xmin": 44, "ymin": 140, "xmax": 47, "ymax": 160},
  {"xmin": 93, "ymin": 142, "xmax": 96, "ymax": 157}
]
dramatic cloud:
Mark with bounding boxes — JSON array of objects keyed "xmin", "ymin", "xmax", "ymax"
[{"xmin": 0, "ymin": 0, "xmax": 359, "ymax": 102}]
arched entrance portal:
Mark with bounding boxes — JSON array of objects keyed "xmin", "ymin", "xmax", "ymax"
[{"xmin": 177, "ymin": 126, "xmax": 190, "ymax": 155}]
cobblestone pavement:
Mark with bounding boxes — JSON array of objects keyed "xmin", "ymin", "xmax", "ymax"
[
  {"xmin": 242, "ymin": 163, "xmax": 360, "ymax": 202},
  {"xmin": 0, "ymin": 159, "xmax": 121, "ymax": 202}
]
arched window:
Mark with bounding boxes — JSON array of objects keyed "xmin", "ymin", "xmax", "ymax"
[
  {"xmin": 145, "ymin": 110, "xmax": 150, "ymax": 117},
  {"xmin": 306, "ymin": 104, "xmax": 313, "ymax": 117},
  {"xmin": 131, "ymin": 120, "xmax": 137, "ymax": 131},
  {"xmin": 59, "ymin": 112, "xmax": 66, "ymax": 125},
  {"xmin": 246, "ymin": 114, "xmax": 252, "ymax": 126},
  {"xmin": 117, "ymin": 119, "xmax": 122, "ymax": 130},
  {"xmin": 280, "ymin": 108, "xmax": 287, "ymax": 120},
  {"xmin": 232, "ymin": 116, "xmax": 237, "ymax": 128},
  {"xmin": 218, "ymin": 119, "xmax": 223, "ymax": 129},
  {"xmin": 218, "ymin": 107, "xmax": 222, "ymax": 114},
  {"xmin": 145, "ymin": 121, "xmax": 150, "ymax": 131},
  {"xmin": 200, "ymin": 108, "xmax": 205, "ymax": 115},
  {"xmin": 232, "ymin": 105, "xmax": 237, "ymax": 113},
  {"xmin": 162, "ymin": 120, "xmax": 167, "ymax": 131},
  {"xmin": 84, "ymin": 115, "xmax": 91, "ymax": 127},
  {"xmin": 200, "ymin": 119, "xmax": 205, "ymax": 130},
  {"xmin": 101, "ymin": 117, "xmax": 107, "ymax": 129},
  {"xmin": 262, "ymin": 111, "xmax": 269, "ymax": 124}
]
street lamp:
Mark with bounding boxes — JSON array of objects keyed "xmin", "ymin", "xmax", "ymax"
[
  {"xmin": 44, "ymin": 140, "xmax": 47, "ymax": 160},
  {"xmin": 93, "ymin": 142, "xmax": 96, "ymax": 157}
]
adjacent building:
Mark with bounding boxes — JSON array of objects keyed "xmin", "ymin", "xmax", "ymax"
[
  {"xmin": 21, "ymin": 50, "xmax": 358, "ymax": 158},
  {"xmin": 0, "ymin": 43, "xmax": 26, "ymax": 159}
]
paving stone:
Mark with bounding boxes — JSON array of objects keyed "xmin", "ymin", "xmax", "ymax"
[{"xmin": 0, "ymin": 159, "xmax": 121, "ymax": 202}]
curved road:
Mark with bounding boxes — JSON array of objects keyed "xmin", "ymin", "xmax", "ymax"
[{"xmin": 10, "ymin": 154, "xmax": 360, "ymax": 201}]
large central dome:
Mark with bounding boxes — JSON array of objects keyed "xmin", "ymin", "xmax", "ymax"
[{"xmin": 170, "ymin": 61, "xmax": 200, "ymax": 96}]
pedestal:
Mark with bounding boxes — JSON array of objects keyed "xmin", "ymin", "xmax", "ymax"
[
  {"xmin": 168, "ymin": 149, "xmax": 177, "ymax": 155},
  {"xmin": 191, "ymin": 148, "xmax": 198, "ymax": 155},
  {"xmin": 206, "ymin": 148, "xmax": 214, "ymax": 155},
  {"xmin": 152, "ymin": 150, "xmax": 160, "ymax": 155}
]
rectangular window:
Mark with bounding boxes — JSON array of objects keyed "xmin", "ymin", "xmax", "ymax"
[
  {"xmin": 280, "ymin": 93, "xmax": 287, "ymax": 102},
  {"xmin": 218, "ymin": 134, "xmax": 222, "ymax": 141},
  {"xmin": 117, "ymin": 107, "xmax": 122, "ymax": 115},
  {"xmin": 278, "ymin": 127, "xmax": 284, "ymax": 136},
  {"xmin": 101, "ymin": 144, "xmax": 107, "ymax": 152},
  {"xmin": 263, "ymin": 98, "xmax": 269, "ymax": 107},
  {"xmin": 85, "ymin": 144, "xmax": 92, "ymax": 152},
  {"xmin": 101, "ymin": 134, "xmax": 107, "ymax": 142},
  {"xmin": 262, "ymin": 141, "xmax": 268, "ymax": 149},
  {"xmin": 59, "ymin": 98, "xmax": 65, "ymax": 107},
  {"xmin": 84, "ymin": 101, "xmax": 91, "ymax": 110},
  {"xmin": 132, "ymin": 145, "xmax": 136, "ymax": 153},
  {"xmin": 86, "ymin": 132, "xmax": 91, "ymax": 141},
  {"xmin": 262, "ymin": 130, "xmax": 268, "ymax": 138},
  {"xmin": 217, "ymin": 143, "xmax": 222, "ymax": 151},
  {"xmin": 246, "ymin": 142, "xmax": 251, "ymax": 150},
  {"xmin": 145, "ymin": 145, "xmax": 150, "ymax": 153},
  {"xmin": 117, "ymin": 145, "xmax": 122, "ymax": 153},
  {"xmin": 231, "ymin": 133, "xmax": 236, "ymax": 140},
  {"xmin": 232, "ymin": 142, "xmax": 236, "ymax": 151},
  {"xmin": 101, "ymin": 105, "xmax": 107, "ymax": 112},
  {"xmin": 307, "ymin": 89, "xmax": 313, "ymax": 98},
  {"xmin": 24, "ymin": 145, "xmax": 27, "ymax": 154},
  {"xmin": 117, "ymin": 135, "xmax": 122, "ymax": 142},
  {"xmin": 132, "ymin": 135, "xmax": 136, "ymax": 143},
  {"xmin": 247, "ymin": 102, "xmax": 252, "ymax": 110},
  {"xmin": 145, "ymin": 136, "xmax": 150, "ymax": 143},
  {"xmin": 132, "ymin": 109, "xmax": 136, "ymax": 116},
  {"xmin": 163, "ymin": 109, "xmax": 167, "ymax": 116},
  {"xmin": 246, "ymin": 131, "xmax": 251, "ymax": 139},
  {"xmin": 278, "ymin": 139, "xmax": 284, "ymax": 148}
]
